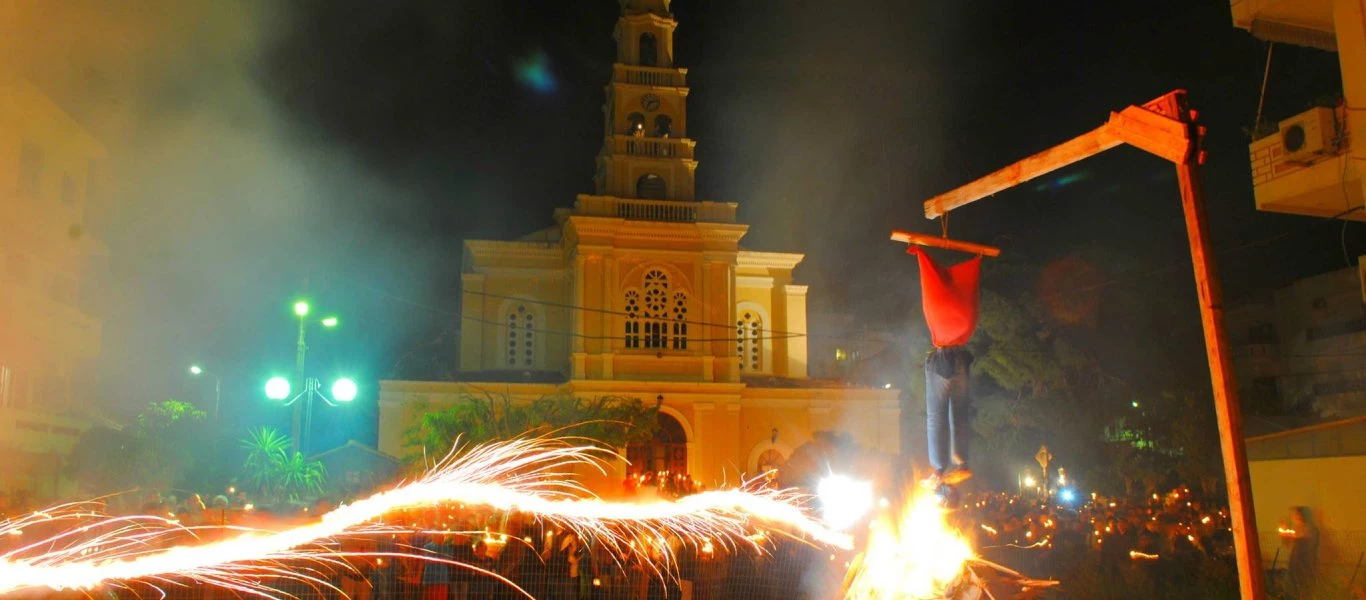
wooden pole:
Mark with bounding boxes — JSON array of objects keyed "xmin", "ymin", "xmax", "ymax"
[
  {"xmin": 1175, "ymin": 159, "xmax": 1267, "ymax": 600},
  {"xmin": 924, "ymin": 126, "xmax": 1122, "ymax": 219},
  {"xmin": 889, "ymin": 230, "xmax": 1001, "ymax": 257}
]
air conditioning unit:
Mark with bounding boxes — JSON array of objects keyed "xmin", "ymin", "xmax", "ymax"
[{"xmin": 1278, "ymin": 106, "xmax": 1340, "ymax": 164}]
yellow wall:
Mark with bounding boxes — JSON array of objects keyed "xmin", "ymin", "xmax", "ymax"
[
  {"xmin": 1250, "ymin": 456, "xmax": 1366, "ymax": 588},
  {"xmin": 0, "ymin": 80, "xmax": 105, "ymax": 501}
]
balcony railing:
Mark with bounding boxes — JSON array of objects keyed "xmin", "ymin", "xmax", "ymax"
[
  {"xmin": 612, "ymin": 135, "xmax": 695, "ymax": 159},
  {"xmin": 573, "ymin": 196, "xmax": 737, "ymax": 223},
  {"xmin": 614, "ymin": 64, "xmax": 687, "ymax": 88}
]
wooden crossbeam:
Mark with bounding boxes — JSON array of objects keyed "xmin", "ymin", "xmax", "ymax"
[
  {"xmin": 924, "ymin": 126, "xmax": 1122, "ymax": 219},
  {"xmin": 890, "ymin": 230, "xmax": 1001, "ymax": 257}
]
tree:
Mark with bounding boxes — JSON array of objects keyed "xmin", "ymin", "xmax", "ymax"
[
  {"xmin": 403, "ymin": 391, "xmax": 660, "ymax": 467},
  {"xmin": 239, "ymin": 427, "xmax": 327, "ymax": 504},
  {"xmin": 66, "ymin": 399, "xmax": 209, "ymax": 494}
]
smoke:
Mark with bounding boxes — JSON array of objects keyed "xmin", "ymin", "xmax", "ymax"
[{"xmin": 1, "ymin": 1, "xmax": 420, "ymax": 426}]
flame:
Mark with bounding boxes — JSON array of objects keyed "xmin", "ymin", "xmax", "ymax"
[
  {"xmin": 0, "ymin": 438, "xmax": 846, "ymax": 597},
  {"xmin": 844, "ymin": 494, "xmax": 974, "ymax": 599}
]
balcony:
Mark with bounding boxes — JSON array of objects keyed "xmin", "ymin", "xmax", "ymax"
[
  {"xmin": 611, "ymin": 135, "xmax": 695, "ymax": 159},
  {"xmin": 614, "ymin": 64, "xmax": 687, "ymax": 88},
  {"xmin": 573, "ymin": 196, "xmax": 737, "ymax": 223}
]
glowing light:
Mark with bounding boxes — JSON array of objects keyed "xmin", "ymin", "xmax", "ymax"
[
  {"xmin": 1201, "ymin": 516, "xmax": 1211, "ymax": 524},
  {"xmin": 844, "ymin": 494, "xmax": 974, "ymax": 599},
  {"xmin": 0, "ymin": 439, "xmax": 848, "ymax": 596},
  {"xmin": 1108, "ymin": 502, "xmax": 1116, "ymax": 508},
  {"xmin": 265, "ymin": 377, "xmax": 290, "ymax": 400},
  {"xmin": 1130, "ymin": 551, "xmax": 1159, "ymax": 561},
  {"xmin": 816, "ymin": 474, "xmax": 874, "ymax": 532},
  {"xmin": 980, "ymin": 524, "xmax": 998, "ymax": 536},
  {"xmin": 514, "ymin": 50, "xmax": 557, "ymax": 94},
  {"xmin": 1023, "ymin": 476, "xmax": 1036, "ymax": 487},
  {"xmin": 321, "ymin": 317, "xmax": 338, "ymax": 328},
  {"xmin": 883, "ymin": 383, "xmax": 893, "ymax": 389},
  {"xmin": 1058, "ymin": 489, "xmax": 1076, "ymax": 503},
  {"xmin": 189, "ymin": 365, "xmax": 203, "ymax": 375},
  {"xmin": 332, "ymin": 378, "xmax": 358, "ymax": 402},
  {"xmin": 294, "ymin": 301, "xmax": 310, "ymax": 317},
  {"xmin": 1278, "ymin": 527, "xmax": 1297, "ymax": 536}
]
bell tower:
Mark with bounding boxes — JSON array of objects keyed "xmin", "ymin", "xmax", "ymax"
[{"xmin": 595, "ymin": 0, "xmax": 697, "ymax": 201}]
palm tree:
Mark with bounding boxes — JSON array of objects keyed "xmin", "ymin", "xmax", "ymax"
[
  {"xmin": 241, "ymin": 427, "xmax": 290, "ymax": 494},
  {"xmin": 240, "ymin": 427, "xmax": 326, "ymax": 504},
  {"xmin": 271, "ymin": 451, "xmax": 327, "ymax": 502}
]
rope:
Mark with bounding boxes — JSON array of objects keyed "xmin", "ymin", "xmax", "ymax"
[{"xmin": 1253, "ymin": 42, "xmax": 1275, "ymax": 134}]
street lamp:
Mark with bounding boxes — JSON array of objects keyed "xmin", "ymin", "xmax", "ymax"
[
  {"xmin": 189, "ymin": 364, "xmax": 222, "ymax": 421},
  {"xmin": 289, "ymin": 299, "xmax": 340, "ymax": 453},
  {"xmin": 265, "ymin": 375, "xmax": 357, "ymax": 455}
]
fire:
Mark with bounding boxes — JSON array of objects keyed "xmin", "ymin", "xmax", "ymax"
[
  {"xmin": 844, "ymin": 494, "xmax": 974, "ymax": 599},
  {"xmin": 0, "ymin": 438, "xmax": 847, "ymax": 597}
]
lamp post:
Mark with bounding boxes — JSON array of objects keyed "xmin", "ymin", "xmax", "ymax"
[
  {"xmin": 289, "ymin": 300, "xmax": 338, "ymax": 454},
  {"xmin": 188, "ymin": 365, "xmax": 221, "ymax": 421},
  {"xmin": 265, "ymin": 375, "xmax": 356, "ymax": 456}
]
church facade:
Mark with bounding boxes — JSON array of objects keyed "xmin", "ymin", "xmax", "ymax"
[{"xmin": 377, "ymin": 0, "xmax": 898, "ymax": 490}]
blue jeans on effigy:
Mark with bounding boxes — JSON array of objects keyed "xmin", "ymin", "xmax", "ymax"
[{"xmin": 925, "ymin": 351, "xmax": 972, "ymax": 473}]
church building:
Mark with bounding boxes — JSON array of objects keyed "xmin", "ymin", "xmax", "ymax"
[{"xmin": 377, "ymin": 0, "xmax": 899, "ymax": 489}]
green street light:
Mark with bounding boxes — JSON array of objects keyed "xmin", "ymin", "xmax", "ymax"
[
  {"xmin": 321, "ymin": 317, "xmax": 338, "ymax": 328},
  {"xmin": 189, "ymin": 365, "xmax": 203, "ymax": 375},
  {"xmin": 294, "ymin": 301, "xmax": 310, "ymax": 317},
  {"xmin": 332, "ymin": 378, "xmax": 357, "ymax": 402},
  {"xmin": 1131, "ymin": 401, "xmax": 1140, "ymax": 409},
  {"xmin": 265, "ymin": 376, "xmax": 292, "ymax": 400}
]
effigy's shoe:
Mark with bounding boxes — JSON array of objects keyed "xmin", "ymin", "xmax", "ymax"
[{"xmin": 943, "ymin": 467, "xmax": 974, "ymax": 486}]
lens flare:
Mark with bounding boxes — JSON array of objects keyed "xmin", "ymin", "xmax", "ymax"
[{"xmin": 0, "ymin": 438, "xmax": 848, "ymax": 597}]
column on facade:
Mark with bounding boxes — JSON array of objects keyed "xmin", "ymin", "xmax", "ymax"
[
  {"xmin": 784, "ymin": 285, "xmax": 809, "ymax": 378},
  {"xmin": 571, "ymin": 254, "xmax": 587, "ymax": 378},
  {"xmin": 723, "ymin": 401, "xmax": 742, "ymax": 481},
  {"xmin": 691, "ymin": 401, "xmax": 713, "ymax": 485},
  {"xmin": 459, "ymin": 273, "xmax": 486, "ymax": 370},
  {"xmin": 601, "ymin": 253, "xmax": 618, "ymax": 379},
  {"xmin": 715, "ymin": 260, "xmax": 738, "ymax": 382}
]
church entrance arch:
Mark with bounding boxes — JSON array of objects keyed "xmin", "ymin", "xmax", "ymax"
[{"xmin": 627, "ymin": 411, "xmax": 688, "ymax": 477}]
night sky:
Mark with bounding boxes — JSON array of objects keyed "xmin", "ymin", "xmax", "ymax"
[{"xmin": 7, "ymin": 0, "xmax": 1357, "ymax": 450}]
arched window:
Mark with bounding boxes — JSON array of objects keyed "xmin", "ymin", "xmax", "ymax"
[
  {"xmin": 737, "ymin": 310, "xmax": 762, "ymax": 371},
  {"xmin": 503, "ymin": 303, "xmax": 537, "ymax": 368},
  {"xmin": 670, "ymin": 291, "xmax": 689, "ymax": 350},
  {"xmin": 624, "ymin": 289, "xmax": 642, "ymax": 348},
  {"xmin": 642, "ymin": 269, "xmax": 670, "ymax": 349},
  {"xmin": 653, "ymin": 114, "xmax": 672, "ymax": 138},
  {"xmin": 639, "ymin": 33, "xmax": 658, "ymax": 67},
  {"xmin": 636, "ymin": 174, "xmax": 666, "ymax": 199},
  {"xmin": 627, "ymin": 112, "xmax": 646, "ymax": 137}
]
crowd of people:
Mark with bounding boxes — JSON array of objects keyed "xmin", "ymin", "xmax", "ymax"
[{"xmin": 1, "ymin": 479, "xmax": 1336, "ymax": 599}]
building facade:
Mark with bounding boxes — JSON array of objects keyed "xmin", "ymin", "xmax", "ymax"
[
  {"xmin": 1246, "ymin": 416, "xmax": 1366, "ymax": 591},
  {"xmin": 379, "ymin": 0, "xmax": 899, "ymax": 490},
  {"xmin": 0, "ymin": 78, "xmax": 107, "ymax": 501},
  {"xmin": 1232, "ymin": 0, "xmax": 1366, "ymax": 222},
  {"xmin": 1227, "ymin": 264, "xmax": 1366, "ymax": 418}
]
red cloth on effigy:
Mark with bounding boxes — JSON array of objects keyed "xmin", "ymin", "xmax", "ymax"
[{"xmin": 908, "ymin": 246, "xmax": 982, "ymax": 348}]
